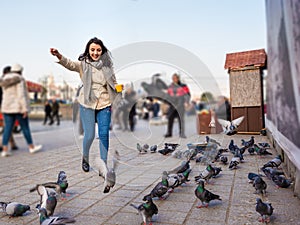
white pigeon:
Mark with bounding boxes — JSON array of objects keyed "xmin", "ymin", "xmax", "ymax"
[
  {"xmin": 95, "ymin": 150, "xmax": 120, "ymax": 193},
  {"xmin": 217, "ymin": 116, "xmax": 244, "ymax": 136}
]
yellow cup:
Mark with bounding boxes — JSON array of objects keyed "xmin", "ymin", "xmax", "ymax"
[{"xmin": 115, "ymin": 84, "xmax": 123, "ymax": 93}]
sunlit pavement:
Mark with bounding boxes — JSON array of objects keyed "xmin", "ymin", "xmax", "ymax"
[{"xmin": 0, "ymin": 116, "xmax": 299, "ymax": 225}]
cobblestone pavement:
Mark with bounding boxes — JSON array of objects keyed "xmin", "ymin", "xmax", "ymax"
[{"xmin": 0, "ymin": 117, "xmax": 299, "ymax": 225}]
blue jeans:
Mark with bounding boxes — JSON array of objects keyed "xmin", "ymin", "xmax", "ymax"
[
  {"xmin": 80, "ymin": 105, "xmax": 111, "ymax": 164},
  {"xmin": 2, "ymin": 113, "xmax": 33, "ymax": 146}
]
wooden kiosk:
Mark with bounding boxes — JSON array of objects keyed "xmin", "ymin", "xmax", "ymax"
[{"xmin": 224, "ymin": 49, "xmax": 267, "ymax": 133}]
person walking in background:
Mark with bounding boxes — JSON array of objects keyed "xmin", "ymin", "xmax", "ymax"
[
  {"xmin": 50, "ymin": 37, "xmax": 122, "ymax": 173},
  {"xmin": 122, "ymin": 84, "xmax": 137, "ymax": 132},
  {"xmin": 43, "ymin": 100, "xmax": 53, "ymax": 125},
  {"xmin": 0, "ymin": 66, "xmax": 19, "ymax": 151},
  {"xmin": 51, "ymin": 98, "xmax": 60, "ymax": 125},
  {"xmin": 164, "ymin": 73, "xmax": 190, "ymax": 138},
  {"xmin": 0, "ymin": 64, "xmax": 42, "ymax": 157}
]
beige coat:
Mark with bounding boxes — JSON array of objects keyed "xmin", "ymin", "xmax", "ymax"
[
  {"xmin": 0, "ymin": 73, "xmax": 30, "ymax": 113},
  {"xmin": 58, "ymin": 56, "xmax": 120, "ymax": 110}
]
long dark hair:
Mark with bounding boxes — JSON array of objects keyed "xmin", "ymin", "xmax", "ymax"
[{"xmin": 78, "ymin": 37, "xmax": 112, "ymax": 67}]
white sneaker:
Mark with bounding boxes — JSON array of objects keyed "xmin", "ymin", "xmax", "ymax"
[
  {"xmin": 1, "ymin": 151, "xmax": 12, "ymax": 157},
  {"xmin": 29, "ymin": 145, "xmax": 42, "ymax": 154}
]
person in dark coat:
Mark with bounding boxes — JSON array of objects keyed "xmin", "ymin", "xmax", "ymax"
[
  {"xmin": 51, "ymin": 98, "xmax": 60, "ymax": 125},
  {"xmin": 43, "ymin": 100, "xmax": 53, "ymax": 125}
]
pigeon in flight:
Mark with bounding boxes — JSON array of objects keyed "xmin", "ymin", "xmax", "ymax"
[
  {"xmin": 130, "ymin": 195, "xmax": 158, "ymax": 225},
  {"xmin": 255, "ymin": 198, "xmax": 274, "ymax": 223},
  {"xmin": 217, "ymin": 116, "xmax": 244, "ymax": 136},
  {"xmin": 37, "ymin": 207, "xmax": 76, "ymax": 225},
  {"xmin": 0, "ymin": 202, "xmax": 30, "ymax": 217},
  {"xmin": 30, "ymin": 171, "xmax": 69, "ymax": 200},
  {"xmin": 96, "ymin": 150, "xmax": 120, "ymax": 193},
  {"xmin": 35, "ymin": 185, "xmax": 57, "ymax": 216},
  {"xmin": 194, "ymin": 180, "xmax": 221, "ymax": 208}
]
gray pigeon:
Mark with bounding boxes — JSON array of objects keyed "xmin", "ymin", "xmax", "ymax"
[
  {"xmin": 195, "ymin": 164, "xmax": 215, "ymax": 183},
  {"xmin": 167, "ymin": 160, "xmax": 190, "ymax": 175},
  {"xmin": 137, "ymin": 143, "xmax": 147, "ymax": 154},
  {"xmin": 167, "ymin": 168, "xmax": 192, "ymax": 192},
  {"xmin": 212, "ymin": 166, "xmax": 222, "ymax": 178},
  {"xmin": 261, "ymin": 155, "xmax": 282, "ymax": 169},
  {"xmin": 255, "ymin": 198, "xmax": 274, "ymax": 223},
  {"xmin": 262, "ymin": 168, "xmax": 284, "ymax": 180},
  {"xmin": 247, "ymin": 172, "xmax": 262, "ymax": 183},
  {"xmin": 217, "ymin": 116, "xmax": 244, "ymax": 136},
  {"xmin": 194, "ymin": 180, "xmax": 221, "ymax": 208},
  {"xmin": 205, "ymin": 136, "xmax": 221, "ymax": 146},
  {"xmin": 36, "ymin": 185, "xmax": 57, "ymax": 216},
  {"xmin": 0, "ymin": 202, "xmax": 30, "ymax": 217},
  {"xmin": 229, "ymin": 152, "xmax": 240, "ymax": 170},
  {"xmin": 241, "ymin": 136, "xmax": 255, "ymax": 148},
  {"xmin": 150, "ymin": 145, "xmax": 157, "ymax": 153},
  {"xmin": 253, "ymin": 176, "xmax": 267, "ymax": 195},
  {"xmin": 37, "ymin": 207, "xmax": 76, "ymax": 225},
  {"xmin": 143, "ymin": 171, "xmax": 169, "ymax": 200},
  {"xmin": 253, "ymin": 144, "xmax": 272, "ymax": 156},
  {"xmin": 30, "ymin": 171, "xmax": 69, "ymax": 200},
  {"xmin": 220, "ymin": 155, "xmax": 228, "ymax": 164},
  {"xmin": 97, "ymin": 150, "xmax": 119, "ymax": 193},
  {"xmin": 271, "ymin": 174, "xmax": 292, "ymax": 188},
  {"xmin": 130, "ymin": 195, "xmax": 158, "ymax": 225},
  {"xmin": 258, "ymin": 142, "xmax": 271, "ymax": 148}
]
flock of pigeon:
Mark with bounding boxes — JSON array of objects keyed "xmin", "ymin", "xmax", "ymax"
[
  {"xmin": 0, "ymin": 149, "xmax": 121, "ymax": 225},
  {"xmin": 134, "ymin": 135, "xmax": 292, "ymax": 224},
  {"xmin": 0, "ymin": 171, "xmax": 76, "ymax": 224}
]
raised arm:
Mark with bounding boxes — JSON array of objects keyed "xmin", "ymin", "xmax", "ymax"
[{"xmin": 50, "ymin": 48, "xmax": 81, "ymax": 74}]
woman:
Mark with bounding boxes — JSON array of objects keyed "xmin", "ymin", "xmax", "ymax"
[
  {"xmin": 50, "ymin": 37, "xmax": 121, "ymax": 172},
  {"xmin": 0, "ymin": 64, "xmax": 42, "ymax": 157}
]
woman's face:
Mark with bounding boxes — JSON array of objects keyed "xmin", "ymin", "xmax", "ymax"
[{"xmin": 89, "ymin": 43, "xmax": 102, "ymax": 61}]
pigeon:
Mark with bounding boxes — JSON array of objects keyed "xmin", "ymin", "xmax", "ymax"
[
  {"xmin": 35, "ymin": 185, "xmax": 57, "ymax": 216},
  {"xmin": 195, "ymin": 156, "xmax": 203, "ymax": 163},
  {"xmin": 247, "ymin": 147, "xmax": 255, "ymax": 155},
  {"xmin": 144, "ymin": 171, "xmax": 169, "ymax": 200},
  {"xmin": 143, "ymin": 144, "xmax": 149, "ymax": 152},
  {"xmin": 247, "ymin": 172, "xmax": 262, "ymax": 183},
  {"xmin": 220, "ymin": 155, "xmax": 228, "ymax": 165},
  {"xmin": 167, "ymin": 168, "xmax": 192, "ymax": 192},
  {"xmin": 262, "ymin": 167, "xmax": 284, "ymax": 180},
  {"xmin": 37, "ymin": 207, "xmax": 76, "ymax": 225},
  {"xmin": 137, "ymin": 143, "xmax": 147, "ymax": 154},
  {"xmin": 228, "ymin": 139, "xmax": 238, "ymax": 154},
  {"xmin": 212, "ymin": 166, "xmax": 222, "ymax": 178},
  {"xmin": 271, "ymin": 174, "xmax": 292, "ymax": 188},
  {"xmin": 195, "ymin": 164, "xmax": 215, "ymax": 183},
  {"xmin": 194, "ymin": 180, "xmax": 222, "ymax": 208},
  {"xmin": 96, "ymin": 150, "xmax": 119, "ymax": 193},
  {"xmin": 217, "ymin": 116, "xmax": 244, "ymax": 136},
  {"xmin": 241, "ymin": 136, "xmax": 255, "ymax": 148},
  {"xmin": 258, "ymin": 142, "xmax": 271, "ymax": 148},
  {"xmin": 167, "ymin": 160, "xmax": 190, "ymax": 175},
  {"xmin": 150, "ymin": 145, "xmax": 157, "ymax": 153},
  {"xmin": 229, "ymin": 150, "xmax": 241, "ymax": 169},
  {"xmin": 130, "ymin": 195, "xmax": 158, "ymax": 225},
  {"xmin": 255, "ymin": 198, "xmax": 274, "ymax": 223},
  {"xmin": 205, "ymin": 136, "xmax": 221, "ymax": 146},
  {"xmin": 158, "ymin": 143, "xmax": 179, "ymax": 155},
  {"xmin": 261, "ymin": 155, "xmax": 282, "ymax": 169},
  {"xmin": 253, "ymin": 176, "xmax": 267, "ymax": 195},
  {"xmin": 253, "ymin": 144, "xmax": 272, "ymax": 156},
  {"xmin": 0, "ymin": 202, "xmax": 30, "ymax": 217},
  {"xmin": 30, "ymin": 171, "xmax": 69, "ymax": 200}
]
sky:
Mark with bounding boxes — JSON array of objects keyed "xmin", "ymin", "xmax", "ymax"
[{"xmin": 0, "ymin": 0, "xmax": 266, "ymax": 99}]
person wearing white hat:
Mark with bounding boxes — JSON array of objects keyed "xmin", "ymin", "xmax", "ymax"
[{"xmin": 0, "ymin": 64, "xmax": 42, "ymax": 157}]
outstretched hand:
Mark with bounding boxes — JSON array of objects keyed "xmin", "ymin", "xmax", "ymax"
[{"xmin": 50, "ymin": 48, "xmax": 62, "ymax": 60}]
